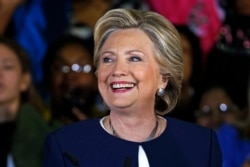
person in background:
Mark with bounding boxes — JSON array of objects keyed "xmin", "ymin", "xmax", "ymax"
[
  {"xmin": 194, "ymin": 85, "xmax": 240, "ymax": 130},
  {"xmin": 42, "ymin": 34, "xmax": 107, "ymax": 128},
  {"xmin": 42, "ymin": 8, "xmax": 222, "ymax": 167},
  {"xmin": 0, "ymin": 37, "xmax": 50, "ymax": 167},
  {"xmin": 216, "ymin": 74, "xmax": 250, "ymax": 167},
  {"xmin": 167, "ymin": 25, "xmax": 202, "ymax": 123}
]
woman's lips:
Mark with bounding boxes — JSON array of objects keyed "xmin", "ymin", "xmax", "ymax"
[{"xmin": 110, "ymin": 81, "xmax": 136, "ymax": 93}]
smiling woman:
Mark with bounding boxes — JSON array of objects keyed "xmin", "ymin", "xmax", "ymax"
[
  {"xmin": 97, "ymin": 28, "xmax": 164, "ymax": 115},
  {"xmin": 42, "ymin": 8, "xmax": 222, "ymax": 167}
]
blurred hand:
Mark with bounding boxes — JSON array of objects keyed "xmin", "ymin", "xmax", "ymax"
[
  {"xmin": 72, "ymin": 107, "xmax": 88, "ymax": 121},
  {"xmin": 60, "ymin": 107, "xmax": 88, "ymax": 124},
  {"xmin": 0, "ymin": 0, "xmax": 23, "ymax": 34},
  {"xmin": 0, "ymin": 0, "xmax": 23, "ymax": 12},
  {"xmin": 242, "ymin": 161, "xmax": 250, "ymax": 167}
]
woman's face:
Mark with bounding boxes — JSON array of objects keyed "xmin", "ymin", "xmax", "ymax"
[
  {"xmin": 97, "ymin": 29, "xmax": 167, "ymax": 112},
  {"xmin": 51, "ymin": 43, "xmax": 97, "ymax": 103},
  {"xmin": 0, "ymin": 44, "xmax": 29, "ymax": 105}
]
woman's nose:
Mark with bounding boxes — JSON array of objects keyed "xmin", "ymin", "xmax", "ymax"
[{"xmin": 112, "ymin": 59, "xmax": 129, "ymax": 77}]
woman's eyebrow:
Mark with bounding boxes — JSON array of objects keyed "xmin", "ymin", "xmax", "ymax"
[{"xmin": 101, "ymin": 50, "xmax": 115, "ymax": 56}]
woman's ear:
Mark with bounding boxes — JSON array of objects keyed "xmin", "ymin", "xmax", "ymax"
[
  {"xmin": 20, "ymin": 72, "xmax": 31, "ymax": 92},
  {"xmin": 159, "ymin": 73, "xmax": 169, "ymax": 89}
]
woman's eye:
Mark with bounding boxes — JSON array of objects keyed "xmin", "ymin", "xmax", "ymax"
[
  {"xmin": 129, "ymin": 56, "xmax": 141, "ymax": 62},
  {"xmin": 103, "ymin": 57, "xmax": 113, "ymax": 63},
  {"xmin": 3, "ymin": 63, "xmax": 15, "ymax": 70}
]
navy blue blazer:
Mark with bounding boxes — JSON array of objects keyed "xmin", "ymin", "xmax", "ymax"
[{"xmin": 42, "ymin": 117, "xmax": 222, "ymax": 167}]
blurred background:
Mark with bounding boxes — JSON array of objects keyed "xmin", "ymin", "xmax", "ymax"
[{"xmin": 0, "ymin": 0, "xmax": 249, "ymax": 166}]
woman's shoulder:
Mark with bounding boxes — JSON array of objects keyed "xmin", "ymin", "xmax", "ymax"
[
  {"xmin": 167, "ymin": 116, "xmax": 213, "ymax": 133},
  {"xmin": 153, "ymin": 116, "xmax": 221, "ymax": 163},
  {"xmin": 165, "ymin": 116, "xmax": 217, "ymax": 143},
  {"xmin": 44, "ymin": 118, "xmax": 104, "ymax": 151},
  {"xmin": 51, "ymin": 118, "xmax": 101, "ymax": 137}
]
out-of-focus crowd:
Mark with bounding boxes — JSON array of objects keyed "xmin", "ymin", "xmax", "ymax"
[{"xmin": 0, "ymin": 0, "xmax": 249, "ymax": 167}]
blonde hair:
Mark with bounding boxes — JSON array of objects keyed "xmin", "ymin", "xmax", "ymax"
[{"xmin": 93, "ymin": 8, "xmax": 183, "ymax": 115}]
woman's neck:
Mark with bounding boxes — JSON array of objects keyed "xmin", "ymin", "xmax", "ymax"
[{"xmin": 105, "ymin": 112, "xmax": 166, "ymax": 142}]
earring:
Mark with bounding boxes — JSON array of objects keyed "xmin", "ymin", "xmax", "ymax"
[{"xmin": 157, "ymin": 88, "xmax": 165, "ymax": 97}]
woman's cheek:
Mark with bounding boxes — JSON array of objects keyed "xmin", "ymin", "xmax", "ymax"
[{"xmin": 97, "ymin": 67, "xmax": 111, "ymax": 81}]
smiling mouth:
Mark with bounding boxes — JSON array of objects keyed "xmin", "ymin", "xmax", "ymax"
[{"xmin": 111, "ymin": 83, "xmax": 135, "ymax": 90}]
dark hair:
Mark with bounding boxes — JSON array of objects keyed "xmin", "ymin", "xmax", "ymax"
[
  {"xmin": 42, "ymin": 34, "xmax": 94, "ymax": 89},
  {"xmin": 174, "ymin": 25, "xmax": 203, "ymax": 87},
  {"xmin": 0, "ymin": 36, "xmax": 31, "ymax": 102},
  {"xmin": 218, "ymin": 0, "xmax": 243, "ymax": 15}
]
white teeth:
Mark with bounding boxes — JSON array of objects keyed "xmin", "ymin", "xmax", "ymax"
[{"xmin": 112, "ymin": 83, "xmax": 134, "ymax": 89}]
